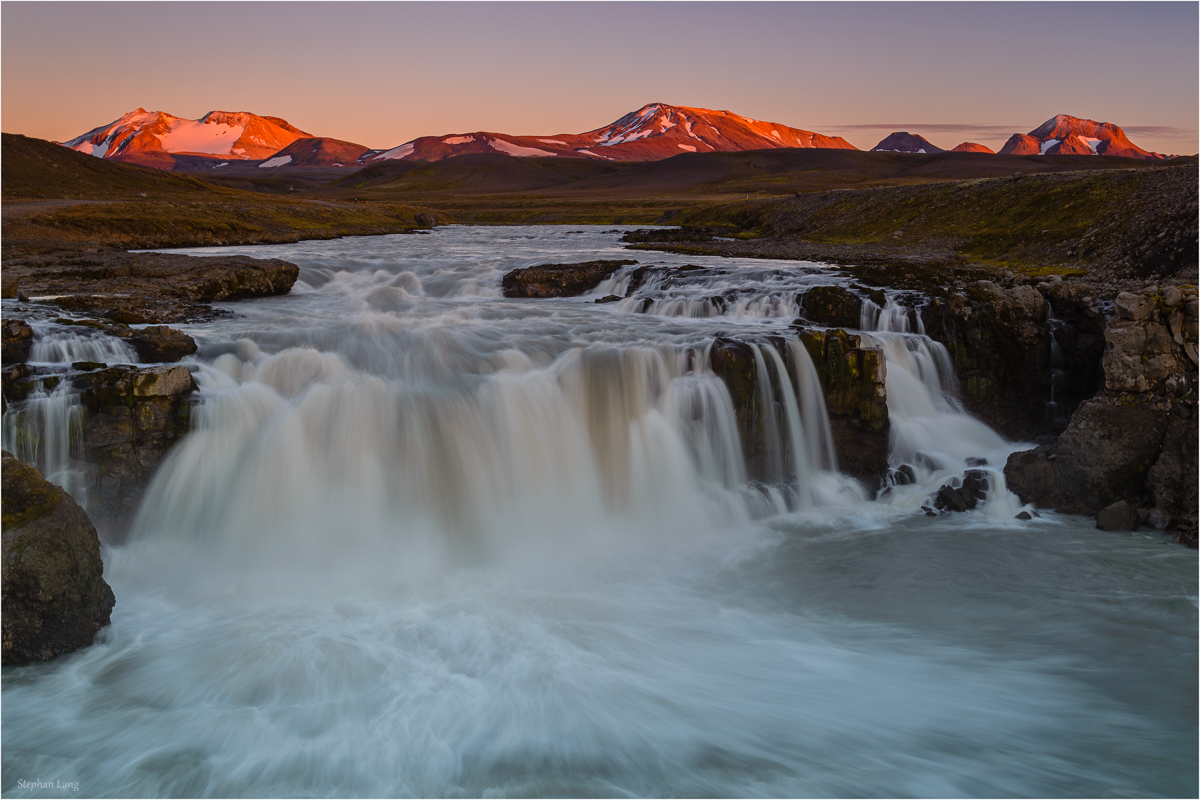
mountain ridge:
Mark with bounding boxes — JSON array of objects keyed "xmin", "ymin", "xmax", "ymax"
[{"xmin": 59, "ymin": 106, "xmax": 1178, "ymax": 171}]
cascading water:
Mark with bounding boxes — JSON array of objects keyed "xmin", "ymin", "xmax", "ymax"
[
  {"xmin": 2, "ymin": 381, "xmax": 90, "ymax": 508},
  {"xmin": 859, "ymin": 298, "xmax": 1027, "ymax": 519},
  {"xmin": 2, "ymin": 226, "xmax": 1193, "ymax": 799},
  {"xmin": 28, "ymin": 320, "xmax": 139, "ymax": 365},
  {"xmin": 2, "ymin": 322, "xmax": 139, "ymax": 508}
]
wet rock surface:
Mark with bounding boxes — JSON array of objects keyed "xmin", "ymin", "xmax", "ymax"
[
  {"xmin": 1005, "ymin": 285, "xmax": 1198, "ymax": 541},
  {"xmin": 502, "ymin": 260, "xmax": 638, "ymax": 298},
  {"xmin": 74, "ymin": 365, "xmax": 198, "ymax": 526},
  {"xmin": 4, "ymin": 248, "xmax": 299, "ymax": 323},
  {"xmin": 2, "ymin": 450, "xmax": 115, "ymax": 665},
  {"xmin": 2, "ymin": 318, "xmax": 34, "ymax": 363},
  {"xmin": 128, "ymin": 325, "xmax": 198, "ymax": 362},
  {"xmin": 798, "ymin": 285, "xmax": 863, "ymax": 328},
  {"xmin": 793, "ymin": 327, "xmax": 889, "ymax": 484}
]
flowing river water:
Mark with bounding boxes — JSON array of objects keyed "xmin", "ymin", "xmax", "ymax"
[{"xmin": 2, "ymin": 226, "xmax": 1196, "ymax": 797}]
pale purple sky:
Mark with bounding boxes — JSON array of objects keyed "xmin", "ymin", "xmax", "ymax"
[{"xmin": 3, "ymin": 2, "xmax": 1197, "ymax": 154}]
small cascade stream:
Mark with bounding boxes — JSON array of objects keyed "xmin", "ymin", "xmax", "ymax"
[
  {"xmin": 859, "ymin": 299, "xmax": 1027, "ymax": 519},
  {"xmin": 1, "ymin": 226, "xmax": 1193, "ymax": 798}
]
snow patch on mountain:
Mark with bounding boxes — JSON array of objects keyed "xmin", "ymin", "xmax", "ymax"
[
  {"xmin": 442, "ymin": 135, "xmax": 475, "ymax": 145},
  {"xmin": 157, "ymin": 119, "xmax": 243, "ymax": 154},
  {"xmin": 488, "ymin": 139, "xmax": 555, "ymax": 157},
  {"xmin": 375, "ymin": 142, "xmax": 416, "ymax": 161},
  {"xmin": 259, "ymin": 155, "xmax": 292, "ymax": 168}
]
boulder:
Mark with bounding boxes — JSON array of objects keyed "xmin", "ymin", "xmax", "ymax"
[
  {"xmin": 501, "ymin": 260, "xmax": 637, "ymax": 298},
  {"xmin": 2, "ymin": 451, "xmax": 115, "ymax": 665},
  {"xmin": 1004, "ymin": 400, "xmax": 1170, "ymax": 514},
  {"xmin": 128, "ymin": 326, "xmax": 198, "ymax": 363},
  {"xmin": 798, "ymin": 286, "xmax": 863, "ymax": 328},
  {"xmin": 2, "ymin": 319, "xmax": 33, "ymax": 364},
  {"xmin": 935, "ymin": 484, "xmax": 978, "ymax": 512},
  {"xmin": 1096, "ymin": 500, "xmax": 1140, "ymax": 532}
]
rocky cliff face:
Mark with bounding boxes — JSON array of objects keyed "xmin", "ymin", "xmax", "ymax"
[
  {"xmin": 1005, "ymin": 285, "xmax": 1198, "ymax": 541},
  {"xmin": 2, "ymin": 451, "xmax": 115, "ymax": 665},
  {"xmin": 921, "ymin": 278, "xmax": 1107, "ymax": 440}
]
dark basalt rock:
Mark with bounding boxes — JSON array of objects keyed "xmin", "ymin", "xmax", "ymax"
[
  {"xmin": 1096, "ymin": 500, "xmax": 1141, "ymax": 532},
  {"xmin": 2, "ymin": 451, "xmax": 115, "ymax": 665},
  {"xmin": 708, "ymin": 339, "xmax": 769, "ymax": 480},
  {"xmin": 595, "ymin": 295, "xmax": 623, "ymax": 304},
  {"xmin": 502, "ymin": 260, "xmax": 637, "ymax": 298},
  {"xmin": 129, "ymin": 326, "xmax": 198, "ymax": 363},
  {"xmin": 2, "ymin": 319, "xmax": 34, "ymax": 364},
  {"xmin": 621, "ymin": 227, "xmax": 717, "ymax": 244},
  {"xmin": 935, "ymin": 483, "xmax": 978, "ymax": 512},
  {"xmin": 798, "ymin": 285, "xmax": 863, "ymax": 329},
  {"xmin": 1005, "ymin": 285, "xmax": 1198, "ymax": 531},
  {"xmin": 794, "ymin": 327, "xmax": 889, "ymax": 485},
  {"xmin": 5, "ymin": 249, "xmax": 299, "ymax": 324}
]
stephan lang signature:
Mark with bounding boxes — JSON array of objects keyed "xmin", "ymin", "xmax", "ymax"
[{"xmin": 16, "ymin": 779, "xmax": 80, "ymax": 792}]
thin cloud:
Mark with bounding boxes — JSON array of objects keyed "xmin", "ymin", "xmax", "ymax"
[
  {"xmin": 828, "ymin": 123, "xmax": 1024, "ymax": 136},
  {"xmin": 1123, "ymin": 125, "xmax": 1194, "ymax": 137}
]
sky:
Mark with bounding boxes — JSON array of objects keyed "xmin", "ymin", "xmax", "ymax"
[{"xmin": 3, "ymin": 1, "xmax": 1197, "ymax": 154}]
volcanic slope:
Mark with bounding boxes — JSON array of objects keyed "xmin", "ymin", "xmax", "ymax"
[
  {"xmin": 359, "ymin": 103, "xmax": 858, "ymax": 164},
  {"xmin": 62, "ymin": 109, "xmax": 311, "ymax": 168},
  {"xmin": 999, "ymin": 114, "xmax": 1170, "ymax": 159}
]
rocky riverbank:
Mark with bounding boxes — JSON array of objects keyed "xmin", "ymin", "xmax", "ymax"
[
  {"xmin": 1005, "ymin": 286, "xmax": 1198, "ymax": 544},
  {"xmin": 3, "ymin": 245, "xmax": 299, "ymax": 324},
  {"xmin": 2, "ymin": 450, "xmax": 115, "ymax": 665}
]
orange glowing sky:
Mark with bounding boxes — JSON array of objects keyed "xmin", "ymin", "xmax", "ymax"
[{"xmin": 3, "ymin": 2, "xmax": 1197, "ymax": 154}]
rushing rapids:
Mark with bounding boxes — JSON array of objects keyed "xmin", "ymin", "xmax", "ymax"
[{"xmin": 2, "ymin": 226, "xmax": 1195, "ymax": 798}]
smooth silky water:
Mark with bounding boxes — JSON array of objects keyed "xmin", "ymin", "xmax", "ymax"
[{"xmin": 2, "ymin": 226, "xmax": 1195, "ymax": 798}]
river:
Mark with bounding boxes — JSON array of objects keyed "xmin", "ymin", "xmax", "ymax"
[{"xmin": 2, "ymin": 225, "xmax": 1195, "ymax": 797}]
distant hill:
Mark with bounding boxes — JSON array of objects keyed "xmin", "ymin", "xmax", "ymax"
[
  {"xmin": 871, "ymin": 132, "xmax": 945, "ymax": 154},
  {"xmin": 260, "ymin": 137, "xmax": 371, "ymax": 168},
  {"xmin": 999, "ymin": 114, "xmax": 1169, "ymax": 159},
  {"xmin": 333, "ymin": 146, "xmax": 1194, "ymax": 203},
  {"xmin": 951, "ymin": 142, "xmax": 995, "ymax": 154},
  {"xmin": 2, "ymin": 132, "xmax": 222, "ymax": 199}
]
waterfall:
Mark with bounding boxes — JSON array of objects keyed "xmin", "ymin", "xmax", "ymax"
[
  {"xmin": 2, "ymin": 381, "xmax": 90, "ymax": 508},
  {"xmin": 861, "ymin": 300, "xmax": 1026, "ymax": 519},
  {"xmin": 29, "ymin": 322, "xmax": 138, "ymax": 364}
]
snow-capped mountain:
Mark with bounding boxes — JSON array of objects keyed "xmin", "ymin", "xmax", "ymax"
[
  {"xmin": 359, "ymin": 103, "xmax": 857, "ymax": 164},
  {"xmin": 998, "ymin": 115, "xmax": 1167, "ymax": 159},
  {"xmin": 870, "ymin": 132, "xmax": 944, "ymax": 154},
  {"xmin": 62, "ymin": 109, "xmax": 311, "ymax": 167}
]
